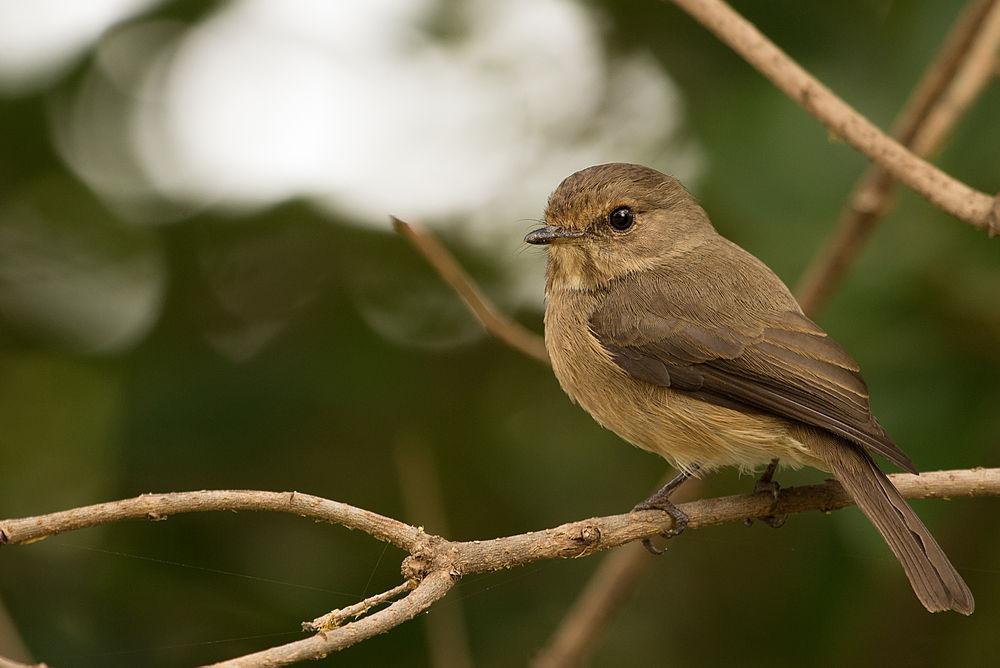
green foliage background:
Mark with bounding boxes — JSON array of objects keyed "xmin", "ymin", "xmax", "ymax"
[{"xmin": 1, "ymin": 1, "xmax": 998, "ymax": 665}]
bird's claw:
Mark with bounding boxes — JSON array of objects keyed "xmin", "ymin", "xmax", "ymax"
[
  {"xmin": 745, "ymin": 458, "xmax": 787, "ymax": 529},
  {"xmin": 632, "ymin": 498, "xmax": 689, "ymax": 555},
  {"xmin": 641, "ymin": 537, "xmax": 663, "ymax": 555}
]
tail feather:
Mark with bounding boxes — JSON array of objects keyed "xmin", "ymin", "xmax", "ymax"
[{"xmin": 815, "ymin": 439, "xmax": 973, "ymax": 615}]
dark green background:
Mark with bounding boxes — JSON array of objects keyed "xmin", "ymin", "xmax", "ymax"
[{"xmin": 1, "ymin": 1, "xmax": 998, "ymax": 665}]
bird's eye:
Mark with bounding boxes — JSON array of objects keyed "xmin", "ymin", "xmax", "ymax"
[{"xmin": 608, "ymin": 206, "xmax": 634, "ymax": 231}]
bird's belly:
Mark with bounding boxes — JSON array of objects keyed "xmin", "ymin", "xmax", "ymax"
[{"xmin": 581, "ymin": 384, "xmax": 820, "ymax": 475}]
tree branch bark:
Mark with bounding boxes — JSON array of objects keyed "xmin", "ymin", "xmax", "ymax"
[
  {"xmin": 3, "ymin": 468, "xmax": 998, "ymax": 665},
  {"xmin": 0, "ymin": 491, "xmax": 422, "ymax": 554},
  {"xmin": 667, "ymin": 0, "xmax": 1000, "ymax": 235},
  {"xmin": 796, "ymin": 0, "xmax": 1000, "ymax": 314},
  {"xmin": 302, "ymin": 581, "xmax": 416, "ymax": 633}
]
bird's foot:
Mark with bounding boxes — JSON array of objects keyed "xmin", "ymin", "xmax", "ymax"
[
  {"xmin": 631, "ymin": 497, "xmax": 689, "ymax": 555},
  {"xmin": 630, "ymin": 468, "xmax": 695, "ymax": 555},
  {"xmin": 744, "ymin": 458, "xmax": 787, "ymax": 529}
]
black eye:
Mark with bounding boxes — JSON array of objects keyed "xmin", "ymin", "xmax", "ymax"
[{"xmin": 608, "ymin": 206, "xmax": 634, "ymax": 231}]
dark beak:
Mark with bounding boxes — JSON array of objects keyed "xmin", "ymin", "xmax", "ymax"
[{"xmin": 524, "ymin": 225, "xmax": 586, "ymax": 245}]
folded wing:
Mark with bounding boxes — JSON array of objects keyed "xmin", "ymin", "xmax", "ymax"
[{"xmin": 590, "ymin": 269, "xmax": 915, "ymax": 472}]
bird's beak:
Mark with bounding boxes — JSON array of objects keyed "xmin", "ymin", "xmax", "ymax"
[{"xmin": 524, "ymin": 225, "xmax": 586, "ymax": 245}]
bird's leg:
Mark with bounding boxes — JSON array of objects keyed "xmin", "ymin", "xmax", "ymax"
[
  {"xmin": 745, "ymin": 458, "xmax": 786, "ymax": 529},
  {"xmin": 631, "ymin": 466, "xmax": 697, "ymax": 555}
]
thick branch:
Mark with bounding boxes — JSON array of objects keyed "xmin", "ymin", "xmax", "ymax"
[
  {"xmin": 392, "ymin": 217, "xmax": 550, "ymax": 364},
  {"xmin": 452, "ymin": 468, "xmax": 1000, "ymax": 573},
  {"xmin": 2, "ymin": 469, "xmax": 997, "ymax": 665},
  {"xmin": 796, "ymin": 0, "xmax": 1000, "ymax": 314},
  {"xmin": 0, "ymin": 490, "xmax": 421, "ymax": 553},
  {"xmin": 668, "ymin": 0, "xmax": 1000, "ymax": 234}
]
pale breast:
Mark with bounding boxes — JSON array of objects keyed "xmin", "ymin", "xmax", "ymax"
[{"xmin": 543, "ymin": 289, "xmax": 821, "ymax": 474}]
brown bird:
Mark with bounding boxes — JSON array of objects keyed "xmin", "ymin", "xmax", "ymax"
[{"xmin": 525, "ymin": 162, "xmax": 973, "ymax": 614}]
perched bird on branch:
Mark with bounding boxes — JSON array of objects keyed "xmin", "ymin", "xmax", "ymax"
[{"xmin": 525, "ymin": 162, "xmax": 973, "ymax": 614}]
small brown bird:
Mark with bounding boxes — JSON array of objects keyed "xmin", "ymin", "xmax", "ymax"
[{"xmin": 526, "ymin": 163, "xmax": 973, "ymax": 614}]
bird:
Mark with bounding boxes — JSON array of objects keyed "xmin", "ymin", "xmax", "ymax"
[{"xmin": 524, "ymin": 162, "xmax": 973, "ymax": 614}]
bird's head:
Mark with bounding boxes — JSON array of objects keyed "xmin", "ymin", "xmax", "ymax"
[{"xmin": 526, "ymin": 163, "xmax": 713, "ymax": 291}]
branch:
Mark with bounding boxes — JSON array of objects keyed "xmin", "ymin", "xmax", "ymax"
[
  {"xmin": 208, "ymin": 571, "xmax": 455, "ymax": 668},
  {"xmin": 667, "ymin": 0, "xmax": 1000, "ymax": 235},
  {"xmin": 391, "ymin": 217, "xmax": 550, "ymax": 364},
  {"xmin": 0, "ymin": 490, "xmax": 422, "ymax": 553},
  {"xmin": 3, "ymin": 468, "xmax": 998, "ymax": 665},
  {"xmin": 796, "ymin": 0, "xmax": 1000, "ymax": 314},
  {"xmin": 302, "ymin": 581, "xmax": 416, "ymax": 633}
]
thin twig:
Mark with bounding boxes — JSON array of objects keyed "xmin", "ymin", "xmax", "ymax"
[
  {"xmin": 667, "ymin": 0, "xmax": 1000, "ymax": 234},
  {"xmin": 391, "ymin": 217, "xmax": 550, "ymax": 364},
  {"xmin": 912, "ymin": 1, "xmax": 1000, "ymax": 157},
  {"xmin": 303, "ymin": 581, "xmax": 416, "ymax": 632},
  {"xmin": 3, "ymin": 468, "xmax": 998, "ymax": 665},
  {"xmin": 796, "ymin": 0, "xmax": 1000, "ymax": 314},
  {"xmin": 207, "ymin": 571, "xmax": 456, "ymax": 668}
]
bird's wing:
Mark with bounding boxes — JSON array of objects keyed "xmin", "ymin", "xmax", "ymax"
[{"xmin": 590, "ymin": 266, "xmax": 915, "ymax": 472}]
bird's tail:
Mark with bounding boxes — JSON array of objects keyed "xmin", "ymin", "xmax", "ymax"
[{"xmin": 812, "ymin": 438, "xmax": 974, "ymax": 615}]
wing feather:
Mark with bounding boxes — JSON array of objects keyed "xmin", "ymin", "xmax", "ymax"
[{"xmin": 592, "ymin": 271, "xmax": 915, "ymax": 472}]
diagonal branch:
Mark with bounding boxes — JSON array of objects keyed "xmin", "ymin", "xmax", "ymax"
[
  {"xmin": 2, "ymin": 468, "xmax": 998, "ymax": 665},
  {"xmin": 302, "ymin": 581, "xmax": 416, "ymax": 633},
  {"xmin": 208, "ymin": 571, "xmax": 456, "ymax": 668},
  {"xmin": 796, "ymin": 0, "xmax": 1000, "ymax": 314},
  {"xmin": 667, "ymin": 0, "xmax": 1000, "ymax": 235},
  {"xmin": 392, "ymin": 217, "xmax": 550, "ymax": 364}
]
